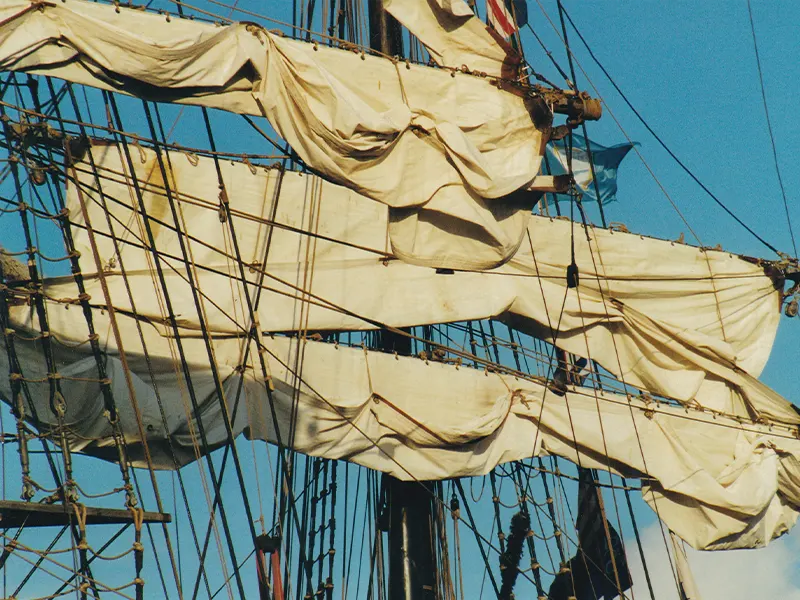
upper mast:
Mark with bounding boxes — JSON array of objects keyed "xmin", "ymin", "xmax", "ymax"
[
  {"xmin": 369, "ymin": 0, "xmax": 404, "ymax": 56},
  {"xmin": 367, "ymin": 2, "xmax": 437, "ymax": 598}
]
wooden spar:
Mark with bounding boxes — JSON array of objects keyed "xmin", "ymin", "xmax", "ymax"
[
  {"xmin": 0, "ymin": 500, "xmax": 171, "ymax": 528},
  {"xmin": 528, "ymin": 174, "xmax": 571, "ymax": 193}
]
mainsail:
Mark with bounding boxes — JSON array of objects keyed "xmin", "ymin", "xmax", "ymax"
[
  {"xmin": 63, "ymin": 143, "xmax": 796, "ymax": 424},
  {"xmin": 5, "ymin": 285, "xmax": 800, "ymax": 550}
]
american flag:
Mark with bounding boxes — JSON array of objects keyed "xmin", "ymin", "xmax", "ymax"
[{"xmin": 486, "ymin": 0, "xmax": 523, "ymax": 38}]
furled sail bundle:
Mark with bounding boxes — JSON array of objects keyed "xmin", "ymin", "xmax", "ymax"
[
  {"xmin": 0, "ymin": 0, "xmax": 554, "ymax": 269},
  {"xmin": 64, "ymin": 144, "xmax": 796, "ymax": 425},
  {"xmin": 3, "ymin": 296, "xmax": 800, "ymax": 551}
]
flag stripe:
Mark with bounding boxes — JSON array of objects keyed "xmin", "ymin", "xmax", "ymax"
[{"xmin": 487, "ymin": 0, "xmax": 516, "ymax": 37}]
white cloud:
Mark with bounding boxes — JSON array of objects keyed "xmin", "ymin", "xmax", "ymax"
[{"xmin": 626, "ymin": 523, "xmax": 800, "ymax": 600}]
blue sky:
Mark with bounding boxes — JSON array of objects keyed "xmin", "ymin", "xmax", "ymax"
[{"xmin": 1, "ymin": 1, "xmax": 799, "ymax": 598}]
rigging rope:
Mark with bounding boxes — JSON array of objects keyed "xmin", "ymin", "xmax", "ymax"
[
  {"xmin": 559, "ymin": 4, "xmax": 782, "ymax": 256},
  {"xmin": 745, "ymin": 0, "xmax": 797, "ymax": 257}
]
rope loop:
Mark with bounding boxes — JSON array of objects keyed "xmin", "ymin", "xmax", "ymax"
[{"xmin": 130, "ymin": 506, "xmax": 145, "ymax": 532}]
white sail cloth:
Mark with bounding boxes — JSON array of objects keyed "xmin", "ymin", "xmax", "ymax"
[
  {"xmin": 670, "ymin": 532, "xmax": 703, "ymax": 599},
  {"xmin": 63, "ymin": 146, "xmax": 796, "ymax": 425},
  {"xmin": 2, "ymin": 303, "xmax": 800, "ymax": 551},
  {"xmin": 0, "ymin": 0, "xmax": 550, "ymax": 269},
  {"xmin": 384, "ymin": 0, "xmax": 518, "ymax": 78}
]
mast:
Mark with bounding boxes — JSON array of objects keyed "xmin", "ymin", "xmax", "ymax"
[
  {"xmin": 368, "ymin": 0, "xmax": 404, "ymax": 56},
  {"xmin": 385, "ymin": 479, "xmax": 437, "ymax": 600},
  {"xmin": 377, "ymin": 326, "xmax": 437, "ymax": 600},
  {"xmin": 367, "ymin": 3, "xmax": 436, "ymax": 598}
]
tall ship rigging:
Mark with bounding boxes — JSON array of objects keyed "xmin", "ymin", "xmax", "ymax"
[{"xmin": 0, "ymin": 1, "xmax": 798, "ymax": 599}]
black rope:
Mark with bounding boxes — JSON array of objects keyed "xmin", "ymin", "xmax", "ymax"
[
  {"xmin": 58, "ymin": 83, "xmax": 178, "ymax": 600},
  {"xmin": 746, "ymin": 0, "xmax": 797, "ymax": 257},
  {"xmin": 48, "ymin": 524, "xmax": 132, "ymax": 598},
  {"xmin": 11, "ymin": 525, "xmax": 69, "ymax": 598},
  {"xmin": 108, "ymin": 95, "xmax": 249, "ymax": 600},
  {"xmin": 489, "ymin": 470, "xmax": 507, "ymax": 555},
  {"xmin": 560, "ymin": 5, "xmax": 782, "ymax": 256},
  {"xmin": 526, "ymin": 23, "xmax": 573, "ymax": 89},
  {"xmin": 74, "ymin": 84, "xmax": 215, "ymax": 598},
  {"xmin": 54, "ymin": 75, "xmax": 192, "ymax": 597},
  {"xmin": 455, "ymin": 479, "xmax": 501, "ymax": 599},
  {"xmin": 195, "ymin": 105, "xmax": 310, "ymax": 597}
]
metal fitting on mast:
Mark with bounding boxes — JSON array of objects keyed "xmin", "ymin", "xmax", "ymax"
[{"xmin": 547, "ymin": 89, "xmax": 602, "ymax": 126}]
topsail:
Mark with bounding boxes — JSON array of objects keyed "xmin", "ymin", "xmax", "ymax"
[{"xmin": 0, "ymin": 0, "xmax": 555, "ymax": 269}]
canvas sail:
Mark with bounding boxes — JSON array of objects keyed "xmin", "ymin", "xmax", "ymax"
[
  {"xmin": 2, "ymin": 299, "xmax": 800, "ymax": 551},
  {"xmin": 670, "ymin": 531, "xmax": 703, "ymax": 599},
  {"xmin": 62, "ymin": 145, "xmax": 796, "ymax": 425},
  {"xmin": 0, "ymin": 0, "xmax": 552, "ymax": 269},
  {"xmin": 383, "ymin": 0, "xmax": 519, "ymax": 78},
  {"xmin": 3, "ymin": 1, "xmax": 799, "ymax": 597}
]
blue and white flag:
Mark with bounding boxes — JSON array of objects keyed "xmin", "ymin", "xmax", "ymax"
[{"xmin": 545, "ymin": 134, "xmax": 637, "ymax": 205}]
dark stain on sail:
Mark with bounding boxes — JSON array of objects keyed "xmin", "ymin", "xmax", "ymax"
[{"xmin": 138, "ymin": 149, "xmax": 175, "ymax": 244}]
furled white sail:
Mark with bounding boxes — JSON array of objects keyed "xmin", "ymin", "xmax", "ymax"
[
  {"xmin": 2, "ymin": 300, "xmax": 800, "ymax": 551},
  {"xmin": 384, "ymin": 0, "xmax": 518, "ymax": 78},
  {"xmin": 535, "ymin": 379, "xmax": 800, "ymax": 551},
  {"xmin": 63, "ymin": 145, "xmax": 796, "ymax": 425},
  {"xmin": 0, "ymin": 0, "xmax": 551, "ymax": 269}
]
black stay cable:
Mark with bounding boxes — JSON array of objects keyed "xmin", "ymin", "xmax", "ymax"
[
  {"xmin": 746, "ymin": 0, "xmax": 797, "ymax": 257},
  {"xmin": 560, "ymin": 5, "xmax": 782, "ymax": 257},
  {"xmin": 455, "ymin": 480, "xmax": 500, "ymax": 599}
]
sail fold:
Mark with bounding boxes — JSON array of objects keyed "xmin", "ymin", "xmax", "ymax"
[
  {"xmin": 548, "ymin": 468, "xmax": 632, "ymax": 600},
  {"xmin": 0, "ymin": 0, "xmax": 550, "ymax": 269},
  {"xmin": 2, "ymin": 302, "xmax": 800, "ymax": 551},
  {"xmin": 384, "ymin": 0, "xmax": 519, "ymax": 78},
  {"xmin": 63, "ymin": 146, "xmax": 795, "ymax": 425}
]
